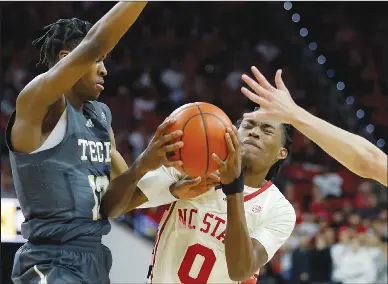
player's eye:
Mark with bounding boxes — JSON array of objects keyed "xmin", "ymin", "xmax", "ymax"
[
  {"xmin": 263, "ymin": 128, "xmax": 274, "ymax": 135},
  {"xmin": 241, "ymin": 121, "xmax": 253, "ymax": 129}
]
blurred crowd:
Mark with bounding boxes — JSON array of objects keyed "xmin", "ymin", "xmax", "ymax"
[{"xmin": 1, "ymin": 2, "xmax": 387, "ymax": 284}]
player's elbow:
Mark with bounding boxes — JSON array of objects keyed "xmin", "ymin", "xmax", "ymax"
[
  {"xmin": 228, "ymin": 268, "xmax": 252, "ymax": 282},
  {"xmin": 100, "ymin": 197, "xmax": 126, "ymax": 219},
  {"xmin": 227, "ymin": 261, "xmax": 257, "ymax": 281},
  {"xmin": 357, "ymin": 147, "xmax": 387, "ymax": 186}
]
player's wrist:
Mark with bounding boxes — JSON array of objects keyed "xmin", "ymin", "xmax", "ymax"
[
  {"xmin": 133, "ymin": 155, "xmax": 150, "ymax": 177},
  {"xmin": 289, "ymin": 105, "xmax": 309, "ymax": 128},
  {"xmin": 221, "ymin": 172, "xmax": 244, "ymax": 195}
]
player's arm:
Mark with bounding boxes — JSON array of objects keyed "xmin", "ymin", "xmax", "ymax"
[
  {"xmin": 241, "ymin": 68, "xmax": 388, "ymax": 186},
  {"xmin": 110, "ymin": 128, "xmax": 129, "ymax": 180},
  {"xmin": 15, "ymin": 2, "xmax": 147, "ymax": 122},
  {"xmin": 225, "ymin": 194, "xmax": 296, "ymax": 281},
  {"xmin": 117, "ymin": 167, "xmax": 219, "ymax": 212},
  {"xmin": 290, "ymin": 108, "xmax": 387, "ymax": 186},
  {"xmin": 101, "ymin": 118, "xmax": 184, "ymax": 218},
  {"xmin": 212, "ymin": 127, "xmax": 296, "ymax": 281}
]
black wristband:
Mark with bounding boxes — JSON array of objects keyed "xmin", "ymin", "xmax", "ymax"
[{"xmin": 221, "ymin": 171, "xmax": 244, "ymax": 195}]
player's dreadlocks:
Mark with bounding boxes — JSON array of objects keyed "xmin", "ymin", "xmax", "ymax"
[
  {"xmin": 32, "ymin": 18, "xmax": 92, "ymax": 68},
  {"xmin": 237, "ymin": 107, "xmax": 293, "ymax": 181},
  {"xmin": 265, "ymin": 123, "xmax": 292, "ymax": 181}
]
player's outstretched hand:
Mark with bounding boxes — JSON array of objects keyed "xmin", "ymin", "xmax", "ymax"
[
  {"xmin": 241, "ymin": 67, "xmax": 299, "ymax": 124},
  {"xmin": 138, "ymin": 117, "xmax": 184, "ymax": 173},
  {"xmin": 170, "ymin": 173, "xmax": 221, "ymax": 200},
  {"xmin": 212, "ymin": 126, "xmax": 242, "ymax": 185}
]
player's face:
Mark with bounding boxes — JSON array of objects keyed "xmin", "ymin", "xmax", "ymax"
[
  {"xmin": 60, "ymin": 51, "xmax": 107, "ymax": 101},
  {"xmin": 237, "ymin": 117, "xmax": 288, "ymax": 171}
]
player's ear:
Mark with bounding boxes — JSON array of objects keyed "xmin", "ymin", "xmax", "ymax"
[
  {"xmin": 276, "ymin": 147, "xmax": 288, "ymax": 161},
  {"xmin": 58, "ymin": 50, "xmax": 70, "ymax": 61}
]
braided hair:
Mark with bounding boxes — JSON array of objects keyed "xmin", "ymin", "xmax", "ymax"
[
  {"xmin": 236, "ymin": 108, "xmax": 293, "ymax": 181},
  {"xmin": 32, "ymin": 18, "xmax": 92, "ymax": 68}
]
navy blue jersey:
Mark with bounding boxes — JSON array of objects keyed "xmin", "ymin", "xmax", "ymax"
[{"xmin": 6, "ymin": 100, "xmax": 113, "ymax": 243}]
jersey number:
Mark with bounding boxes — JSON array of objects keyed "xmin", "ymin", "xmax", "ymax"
[
  {"xmin": 178, "ymin": 243, "xmax": 216, "ymax": 283},
  {"xmin": 88, "ymin": 175, "xmax": 109, "ymax": 220}
]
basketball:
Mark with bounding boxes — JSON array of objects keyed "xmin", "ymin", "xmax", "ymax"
[{"xmin": 166, "ymin": 102, "xmax": 233, "ymax": 177}]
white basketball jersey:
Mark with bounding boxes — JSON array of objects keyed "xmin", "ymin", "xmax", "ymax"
[{"xmin": 137, "ymin": 166, "xmax": 296, "ymax": 284}]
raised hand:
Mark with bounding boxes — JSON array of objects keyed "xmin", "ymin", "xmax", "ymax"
[
  {"xmin": 138, "ymin": 117, "xmax": 184, "ymax": 173},
  {"xmin": 170, "ymin": 173, "xmax": 221, "ymax": 200},
  {"xmin": 241, "ymin": 67, "xmax": 299, "ymax": 124},
  {"xmin": 211, "ymin": 126, "xmax": 242, "ymax": 185}
]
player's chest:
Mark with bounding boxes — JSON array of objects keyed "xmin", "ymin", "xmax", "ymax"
[
  {"xmin": 70, "ymin": 110, "xmax": 112, "ymax": 165},
  {"xmin": 170, "ymin": 192, "xmax": 267, "ymax": 246}
]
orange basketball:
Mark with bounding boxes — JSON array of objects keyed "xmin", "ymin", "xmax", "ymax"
[{"xmin": 166, "ymin": 102, "xmax": 233, "ymax": 177}]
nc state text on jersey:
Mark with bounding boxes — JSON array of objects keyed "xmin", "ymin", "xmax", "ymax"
[{"xmin": 178, "ymin": 208, "xmax": 226, "ymax": 244}]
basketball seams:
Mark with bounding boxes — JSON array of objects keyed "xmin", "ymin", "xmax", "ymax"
[
  {"xmin": 179, "ymin": 110, "xmax": 201, "ymax": 176},
  {"xmin": 168, "ymin": 103, "xmax": 230, "ymax": 177},
  {"xmin": 194, "ymin": 103, "xmax": 210, "ymax": 176}
]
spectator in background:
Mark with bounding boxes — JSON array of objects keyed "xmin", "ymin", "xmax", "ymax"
[
  {"xmin": 347, "ymin": 211, "xmax": 367, "ymax": 234},
  {"xmin": 257, "ymin": 264, "xmax": 285, "ymax": 284},
  {"xmin": 330, "ymin": 210, "xmax": 346, "ymax": 231},
  {"xmin": 336, "ymin": 234, "xmax": 377, "ymax": 284},
  {"xmin": 160, "ymin": 59, "xmax": 185, "ymax": 91},
  {"xmin": 280, "ymin": 231, "xmax": 301, "ymax": 282},
  {"xmin": 296, "ymin": 213, "xmax": 319, "ymax": 240},
  {"xmin": 310, "ymin": 232, "xmax": 332, "ymax": 284},
  {"xmin": 330, "ymin": 227, "xmax": 352, "ymax": 284},
  {"xmin": 313, "ymin": 165, "xmax": 343, "ymax": 198},
  {"xmin": 364, "ymin": 232, "xmax": 388, "ymax": 284},
  {"xmin": 291, "ymin": 233, "xmax": 311, "ymax": 284}
]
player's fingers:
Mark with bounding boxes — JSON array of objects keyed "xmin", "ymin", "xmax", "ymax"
[
  {"xmin": 228, "ymin": 127, "xmax": 240, "ymax": 151},
  {"xmin": 159, "ymin": 130, "xmax": 183, "ymax": 145},
  {"xmin": 155, "ymin": 117, "xmax": 177, "ymax": 138},
  {"xmin": 212, "ymin": 153, "xmax": 225, "ymax": 168},
  {"xmin": 225, "ymin": 132, "xmax": 235, "ymax": 155},
  {"xmin": 161, "ymin": 141, "xmax": 184, "ymax": 153},
  {"xmin": 191, "ymin": 186, "xmax": 211, "ymax": 196},
  {"xmin": 251, "ymin": 66, "xmax": 275, "ymax": 90},
  {"xmin": 206, "ymin": 173, "xmax": 221, "ymax": 183},
  {"xmin": 275, "ymin": 69, "xmax": 288, "ymax": 92},
  {"xmin": 243, "ymin": 110, "xmax": 267, "ymax": 121},
  {"xmin": 241, "ymin": 87, "xmax": 269, "ymax": 107},
  {"xmin": 184, "ymin": 177, "xmax": 202, "ymax": 187},
  {"xmin": 241, "ymin": 75, "xmax": 270, "ymax": 99}
]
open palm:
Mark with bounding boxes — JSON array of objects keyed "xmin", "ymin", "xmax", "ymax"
[{"xmin": 241, "ymin": 67, "xmax": 299, "ymax": 124}]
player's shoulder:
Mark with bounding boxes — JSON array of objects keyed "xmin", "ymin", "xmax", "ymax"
[
  {"xmin": 86, "ymin": 101, "xmax": 112, "ymax": 127},
  {"xmin": 250, "ymin": 182, "xmax": 295, "ymax": 218},
  {"xmin": 17, "ymin": 73, "xmax": 47, "ymax": 103},
  {"xmin": 95, "ymin": 101, "xmax": 112, "ymax": 117}
]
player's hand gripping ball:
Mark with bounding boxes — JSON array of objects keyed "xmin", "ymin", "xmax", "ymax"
[
  {"xmin": 138, "ymin": 118, "xmax": 184, "ymax": 173},
  {"xmin": 169, "ymin": 173, "xmax": 221, "ymax": 200},
  {"xmin": 165, "ymin": 102, "xmax": 233, "ymax": 177}
]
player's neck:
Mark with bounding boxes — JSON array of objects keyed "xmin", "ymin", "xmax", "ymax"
[
  {"xmin": 243, "ymin": 167, "xmax": 268, "ymax": 188},
  {"xmin": 65, "ymin": 92, "xmax": 84, "ymax": 111}
]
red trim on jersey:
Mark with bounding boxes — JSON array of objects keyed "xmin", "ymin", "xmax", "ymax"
[
  {"xmin": 150, "ymin": 202, "xmax": 176, "ymax": 283},
  {"xmin": 244, "ymin": 181, "xmax": 273, "ymax": 202}
]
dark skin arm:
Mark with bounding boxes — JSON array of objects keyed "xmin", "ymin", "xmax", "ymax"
[
  {"xmin": 101, "ymin": 118, "xmax": 184, "ymax": 218},
  {"xmin": 12, "ymin": 2, "xmax": 147, "ymax": 154},
  {"xmin": 107, "ymin": 130, "xmax": 220, "ymax": 213},
  {"xmin": 213, "ymin": 126, "xmax": 269, "ymax": 281}
]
